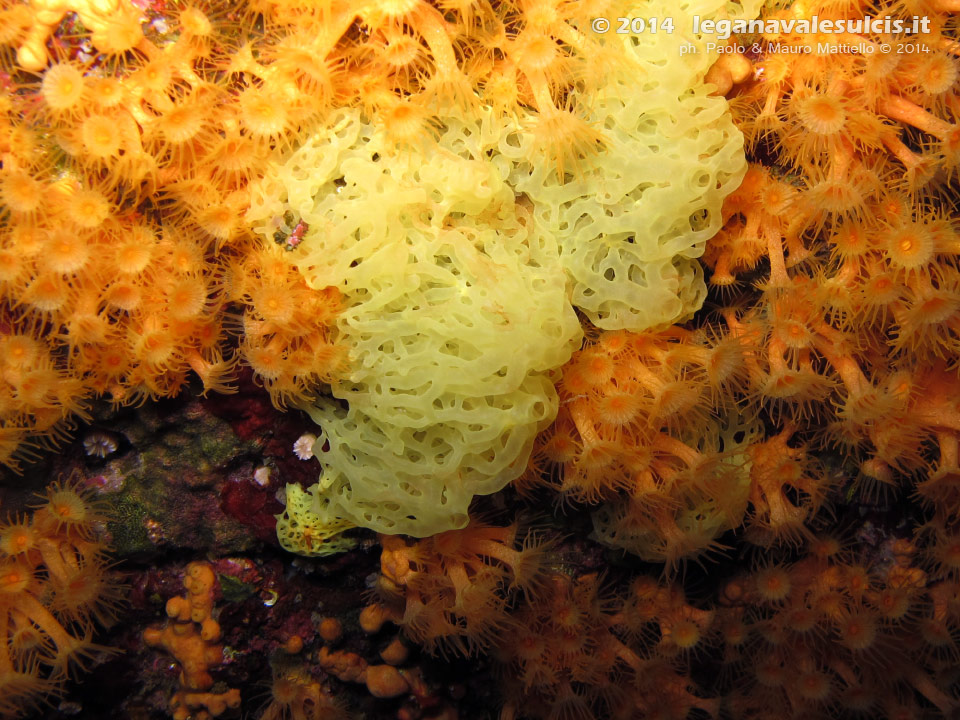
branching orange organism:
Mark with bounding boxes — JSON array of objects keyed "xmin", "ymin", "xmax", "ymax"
[{"xmin": 143, "ymin": 561, "xmax": 240, "ymax": 720}]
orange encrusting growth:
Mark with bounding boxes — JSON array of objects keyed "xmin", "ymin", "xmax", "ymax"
[{"xmin": 143, "ymin": 562, "xmax": 240, "ymax": 720}]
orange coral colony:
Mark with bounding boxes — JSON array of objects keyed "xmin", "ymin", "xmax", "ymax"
[{"xmin": 0, "ymin": 473, "xmax": 122, "ymax": 716}]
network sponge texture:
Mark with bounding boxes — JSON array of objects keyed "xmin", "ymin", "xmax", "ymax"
[
  {"xmin": 247, "ymin": 0, "xmax": 761, "ymax": 539},
  {"xmin": 507, "ymin": 0, "xmax": 755, "ymax": 331},
  {"xmin": 248, "ymin": 109, "xmax": 582, "ymax": 536}
]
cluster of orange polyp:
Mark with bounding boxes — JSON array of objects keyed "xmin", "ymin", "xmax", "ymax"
[
  {"xmin": 470, "ymin": 1, "xmax": 960, "ymax": 717},
  {"xmin": 371, "ymin": 521, "xmax": 552, "ymax": 657},
  {"xmin": 0, "ymin": 476, "xmax": 123, "ymax": 718},
  {"xmin": 707, "ymin": 0, "xmax": 960, "ymax": 498},
  {"xmin": 0, "ymin": 0, "xmax": 611, "ymax": 471},
  {"xmin": 0, "ymin": 2, "xmax": 334, "ymax": 470}
]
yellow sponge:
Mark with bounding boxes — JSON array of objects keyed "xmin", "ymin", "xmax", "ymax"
[
  {"xmin": 506, "ymin": 0, "xmax": 760, "ymax": 331},
  {"xmin": 250, "ymin": 108, "xmax": 583, "ymax": 537},
  {"xmin": 275, "ymin": 483, "xmax": 357, "ymax": 557},
  {"xmin": 248, "ymin": 0, "xmax": 763, "ymax": 542}
]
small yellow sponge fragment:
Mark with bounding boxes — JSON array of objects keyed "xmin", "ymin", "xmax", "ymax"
[{"xmin": 275, "ymin": 483, "xmax": 357, "ymax": 557}]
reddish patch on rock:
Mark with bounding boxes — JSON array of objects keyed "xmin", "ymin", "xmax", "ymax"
[
  {"xmin": 202, "ymin": 368, "xmax": 320, "ymax": 479},
  {"xmin": 202, "ymin": 368, "xmax": 279, "ymax": 442},
  {"xmin": 220, "ymin": 479, "xmax": 284, "ymax": 543}
]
